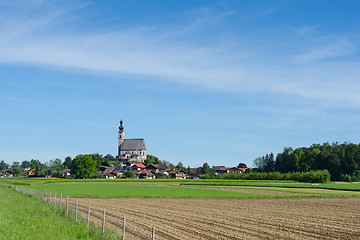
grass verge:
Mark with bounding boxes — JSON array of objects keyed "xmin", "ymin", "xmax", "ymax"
[{"xmin": 0, "ymin": 185, "xmax": 121, "ymax": 240}]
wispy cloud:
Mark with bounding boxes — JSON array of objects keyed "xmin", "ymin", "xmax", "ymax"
[{"xmin": 1, "ymin": 1, "xmax": 360, "ymax": 109}]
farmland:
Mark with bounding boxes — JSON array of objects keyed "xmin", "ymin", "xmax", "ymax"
[
  {"xmin": 71, "ymin": 196, "xmax": 360, "ymax": 240},
  {"xmin": 2, "ymin": 178, "xmax": 360, "ymax": 239}
]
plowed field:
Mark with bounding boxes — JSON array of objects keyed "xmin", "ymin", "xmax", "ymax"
[{"xmin": 68, "ymin": 197, "xmax": 360, "ymax": 240}]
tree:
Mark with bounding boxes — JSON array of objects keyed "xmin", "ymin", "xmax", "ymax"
[
  {"xmin": 176, "ymin": 162, "xmax": 185, "ymax": 171},
  {"xmin": 13, "ymin": 168, "xmax": 21, "ymax": 176},
  {"xmin": 158, "ymin": 160, "xmax": 171, "ymax": 170},
  {"xmin": 30, "ymin": 159, "xmax": 42, "ymax": 170},
  {"xmin": 63, "ymin": 156, "xmax": 72, "ymax": 169},
  {"xmin": 71, "ymin": 154, "xmax": 97, "ymax": 179},
  {"xmin": 253, "ymin": 157, "xmax": 265, "ymax": 171},
  {"xmin": 49, "ymin": 158, "xmax": 63, "ymax": 172},
  {"xmin": 144, "ymin": 155, "xmax": 155, "ymax": 166},
  {"xmin": 21, "ymin": 160, "xmax": 31, "ymax": 168},
  {"xmin": 89, "ymin": 153, "xmax": 105, "ymax": 170},
  {"xmin": 12, "ymin": 161, "xmax": 20, "ymax": 168},
  {"xmin": 202, "ymin": 163, "xmax": 215, "ymax": 175},
  {"xmin": 0, "ymin": 160, "xmax": 9, "ymax": 170},
  {"xmin": 237, "ymin": 163, "xmax": 247, "ymax": 168},
  {"xmin": 123, "ymin": 171, "xmax": 135, "ymax": 178},
  {"xmin": 263, "ymin": 153, "xmax": 275, "ymax": 172},
  {"xmin": 144, "ymin": 155, "xmax": 160, "ymax": 166}
]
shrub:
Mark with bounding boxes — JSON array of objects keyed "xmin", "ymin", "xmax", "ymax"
[{"xmin": 221, "ymin": 170, "xmax": 330, "ymax": 183}]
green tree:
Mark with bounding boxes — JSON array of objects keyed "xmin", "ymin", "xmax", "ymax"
[
  {"xmin": 253, "ymin": 157, "xmax": 264, "ymax": 171},
  {"xmin": 144, "ymin": 155, "xmax": 155, "ymax": 166},
  {"xmin": 21, "ymin": 160, "xmax": 31, "ymax": 168},
  {"xmin": 89, "ymin": 153, "xmax": 105, "ymax": 170},
  {"xmin": 71, "ymin": 154, "xmax": 97, "ymax": 179},
  {"xmin": 49, "ymin": 158, "xmax": 63, "ymax": 172},
  {"xmin": 63, "ymin": 156, "xmax": 72, "ymax": 169},
  {"xmin": 0, "ymin": 160, "xmax": 9, "ymax": 170},
  {"xmin": 123, "ymin": 171, "xmax": 135, "ymax": 178},
  {"xmin": 176, "ymin": 162, "xmax": 185, "ymax": 171},
  {"xmin": 13, "ymin": 168, "xmax": 21, "ymax": 176},
  {"xmin": 202, "ymin": 163, "xmax": 215, "ymax": 175},
  {"xmin": 12, "ymin": 161, "xmax": 20, "ymax": 168}
]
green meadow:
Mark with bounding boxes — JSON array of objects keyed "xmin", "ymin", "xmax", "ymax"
[
  {"xmin": 2, "ymin": 178, "xmax": 360, "ymax": 198},
  {"xmin": 0, "ymin": 185, "xmax": 120, "ymax": 240}
]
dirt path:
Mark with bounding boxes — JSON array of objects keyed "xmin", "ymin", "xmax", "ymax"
[{"xmin": 69, "ymin": 197, "xmax": 360, "ymax": 240}]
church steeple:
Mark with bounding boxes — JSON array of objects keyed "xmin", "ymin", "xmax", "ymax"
[
  {"xmin": 119, "ymin": 119, "xmax": 124, "ymax": 131},
  {"xmin": 118, "ymin": 119, "xmax": 125, "ymax": 150}
]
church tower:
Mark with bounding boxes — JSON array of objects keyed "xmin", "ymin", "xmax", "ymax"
[{"xmin": 118, "ymin": 119, "xmax": 124, "ymax": 148}]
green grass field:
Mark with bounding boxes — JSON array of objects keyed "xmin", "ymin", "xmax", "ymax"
[
  {"xmin": 2, "ymin": 178, "xmax": 360, "ymax": 198},
  {"xmin": 0, "ymin": 185, "xmax": 120, "ymax": 240}
]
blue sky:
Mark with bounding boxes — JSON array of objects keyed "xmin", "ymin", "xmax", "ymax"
[{"xmin": 1, "ymin": 0, "xmax": 360, "ymax": 167}]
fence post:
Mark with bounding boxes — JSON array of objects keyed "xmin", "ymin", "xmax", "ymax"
[
  {"xmin": 66, "ymin": 196, "xmax": 69, "ymax": 217},
  {"xmin": 49, "ymin": 192, "xmax": 51, "ymax": 204},
  {"xmin": 54, "ymin": 192, "xmax": 56, "ymax": 208},
  {"xmin": 60, "ymin": 193, "xmax": 62, "ymax": 209},
  {"xmin": 87, "ymin": 206, "xmax": 90, "ymax": 227},
  {"xmin": 45, "ymin": 190, "xmax": 47, "ymax": 202},
  {"xmin": 122, "ymin": 216, "xmax": 126, "ymax": 240},
  {"xmin": 102, "ymin": 208, "xmax": 106, "ymax": 234},
  {"xmin": 75, "ymin": 200, "xmax": 78, "ymax": 223},
  {"xmin": 152, "ymin": 226, "xmax": 155, "ymax": 240}
]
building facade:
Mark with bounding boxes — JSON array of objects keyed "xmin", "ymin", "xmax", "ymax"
[{"xmin": 118, "ymin": 120, "xmax": 147, "ymax": 162}]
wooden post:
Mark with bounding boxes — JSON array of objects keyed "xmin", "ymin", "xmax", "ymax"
[
  {"xmin": 60, "ymin": 193, "xmax": 62, "ymax": 209},
  {"xmin": 122, "ymin": 216, "xmax": 126, "ymax": 240},
  {"xmin": 54, "ymin": 192, "xmax": 56, "ymax": 208},
  {"xmin": 66, "ymin": 196, "xmax": 69, "ymax": 217},
  {"xmin": 45, "ymin": 190, "xmax": 47, "ymax": 202},
  {"xmin": 102, "ymin": 209, "xmax": 106, "ymax": 234},
  {"xmin": 75, "ymin": 200, "xmax": 78, "ymax": 223},
  {"xmin": 87, "ymin": 206, "xmax": 90, "ymax": 227},
  {"xmin": 152, "ymin": 227, "xmax": 155, "ymax": 240},
  {"xmin": 49, "ymin": 192, "xmax": 51, "ymax": 204}
]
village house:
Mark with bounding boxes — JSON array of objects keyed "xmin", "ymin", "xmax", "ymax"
[
  {"xmin": 24, "ymin": 169, "xmax": 36, "ymax": 177},
  {"xmin": 137, "ymin": 170, "xmax": 156, "ymax": 179},
  {"xmin": 228, "ymin": 167, "xmax": 247, "ymax": 173},
  {"xmin": 169, "ymin": 170, "xmax": 187, "ymax": 179},
  {"xmin": 131, "ymin": 163, "xmax": 146, "ymax": 171},
  {"xmin": 123, "ymin": 160, "xmax": 138, "ymax": 171},
  {"xmin": 60, "ymin": 169, "xmax": 71, "ymax": 176},
  {"xmin": 103, "ymin": 169, "xmax": 117, "ymax": 179},
  {"xmin": 213, "ymin": 166, "xmax": 248, "ymax": 175},
  {"xmin": 145, "ymin": 164, "xmax": 160, "ymax": 173}
]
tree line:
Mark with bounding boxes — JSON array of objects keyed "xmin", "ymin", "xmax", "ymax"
[{"xmin": 254, "ymin": 142, "xmax": 360, "ymax": 181}]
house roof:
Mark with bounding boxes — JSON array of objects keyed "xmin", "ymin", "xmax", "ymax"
[
  {"xmin": 139, "ymin": 170, "xmax": 155, "ymax": 176},
  {"xmin": 132, "ymin": 163, "xmax": 146, "ymax": 168},
  {"xmin": 169, "ymin": 170, "xmax": 185, "ymax": 174},
  {"xmin": 217, "ymin": 167, "xmax": 231, "ymax": 171},
  {"xmin": 119, "ymin": 139, "xmax": 146, "ymax": 151},
  {"xmin": 146, "ymin": 164, "xmax": 160, "ymax": 169}
]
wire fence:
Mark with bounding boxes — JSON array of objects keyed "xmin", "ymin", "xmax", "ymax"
[{"xmin": 0, "ymin": 182, "xmax": 157, "ymax": 240}]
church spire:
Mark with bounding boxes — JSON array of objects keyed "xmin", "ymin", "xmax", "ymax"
[{"xmin": 119, "ymin": 119, "xmax": 124, "ymax": 131}]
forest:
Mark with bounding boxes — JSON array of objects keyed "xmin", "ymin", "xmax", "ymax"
[{"xmin": 254, "ymin": 142, "xmax": 360, "ymax": 181}]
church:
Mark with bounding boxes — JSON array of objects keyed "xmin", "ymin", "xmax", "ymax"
[{"xmin": 118, "ymin": 120, "xmax": 147, "ymax": 162}]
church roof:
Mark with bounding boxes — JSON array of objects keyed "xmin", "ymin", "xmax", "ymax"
[{"xmin": 119, "ymin": 139, "xmax": 146, "ymax": 151}]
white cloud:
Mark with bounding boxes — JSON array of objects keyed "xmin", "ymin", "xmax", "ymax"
[{"xmin": 1, "ymin": 1, "xmax": 360, "ymax": 109}]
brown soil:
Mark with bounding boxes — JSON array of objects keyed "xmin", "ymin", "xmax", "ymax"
[
  {"xmin": 68, "ymin": 197, "xmax": 360, "ymax": 240},
  {"xmin": 201, "ymin": 187, "xmax": 310, "ymax": 196}
]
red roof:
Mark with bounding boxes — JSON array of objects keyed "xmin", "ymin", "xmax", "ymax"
[
  {"xmin": 132, "ymin": 164, "xmax": 146, "ymax": 168},
  {"xmin": 218, "ymin": 167, "xmax": 231, "ymax": 171},
  {"xmin": 169, "ymin": 170, "xmax": 185, "ymax": 174}
]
